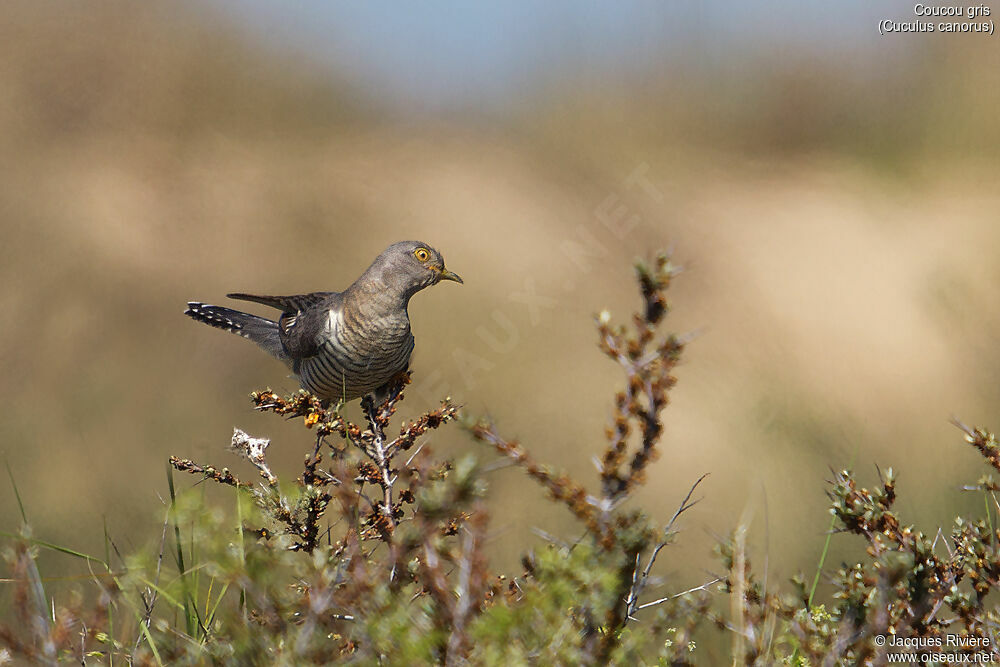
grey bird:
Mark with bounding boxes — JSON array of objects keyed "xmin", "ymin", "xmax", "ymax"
[{"xmin": 185, "ymin": 241, "xmax": 462, "ymax": 405}]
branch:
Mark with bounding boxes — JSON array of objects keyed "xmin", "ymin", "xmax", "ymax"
[
  {"xmin": 635, "ymin": 576, "xmax": 723, "ymax": 612},
  {"xmin": 625, "ymin": 473, "xmax": 709, "ymax": 619},
  {"xmin": 168, "ymin": 456, "xmax": 248, "ymax": 488}
]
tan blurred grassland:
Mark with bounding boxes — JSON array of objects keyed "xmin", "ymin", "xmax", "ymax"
[{"xmin": 2, "ymin": 1, "xmax": 999, "ymax": 596}]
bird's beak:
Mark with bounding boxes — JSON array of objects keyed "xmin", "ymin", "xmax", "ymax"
[{"xmin": 439, "ymin": 268, "xmax": 464, "ymax": 284}]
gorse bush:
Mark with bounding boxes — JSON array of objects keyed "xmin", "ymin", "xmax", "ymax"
[
  {"xmin": 717, "ymin": 423, "xmax": 1000, "ymax": 665},
  {"xmin": 2, "ymin": 252, "xmax": 999, "ymax": 665}
]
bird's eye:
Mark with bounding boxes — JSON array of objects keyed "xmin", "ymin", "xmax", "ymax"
[{"xmin": 414, "ymin": 248, "xmax": 430, "ymax": 262}]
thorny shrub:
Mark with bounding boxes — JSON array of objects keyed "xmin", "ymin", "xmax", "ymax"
[
  {"xmin": 713, "ymin": 422, "xmax": 1000, "ymax": 665},
  {"xmin": 2, "ymin": 251, "xmax": 999, "ymax": 665}
]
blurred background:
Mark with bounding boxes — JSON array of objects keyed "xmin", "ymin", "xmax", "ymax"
[{"xmin": 2, "ymin": 0, "xmax": 999, "ymax": 627}]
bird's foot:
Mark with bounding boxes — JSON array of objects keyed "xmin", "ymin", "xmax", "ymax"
[{"xmin": 360, "ymin": 395, "xmax": 378, "ymax": 428}]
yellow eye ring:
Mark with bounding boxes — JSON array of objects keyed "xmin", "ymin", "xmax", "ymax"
[{"xmin": 414, "ymin": 248, "xmax": 431, "ymax": 262}]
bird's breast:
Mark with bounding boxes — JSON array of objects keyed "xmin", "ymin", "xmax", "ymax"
[{"xmin": 298, "ymin": 307, "xmax": 413, "ymax": 401}]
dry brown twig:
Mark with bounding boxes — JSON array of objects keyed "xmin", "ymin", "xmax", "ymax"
[
  {"xmin": 167, "ymin": 457, "xmax": 247, "ymax": 488},
  {"xmin": 170, "ymin": 372, "xmax": 460, "ymax": 553},
  {"xmin": 472, "ymin": 253, "xmax": 694, "ymax": 548},
  {"xmin": 625, "ymin": 472, "xmax": 710, "ymax": 621},
  {"xmin": 469, "ymin": 250, "xmax": 713, "ymax": 659}
]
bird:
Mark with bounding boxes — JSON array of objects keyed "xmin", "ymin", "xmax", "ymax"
[{"xmin": 184, "ymin": 241, "xmax": 462, "ymax": 406}]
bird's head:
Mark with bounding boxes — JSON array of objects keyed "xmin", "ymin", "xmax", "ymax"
[{"xmin": 373, "ymin": 240, "xmax": 463, "ymax": 297}]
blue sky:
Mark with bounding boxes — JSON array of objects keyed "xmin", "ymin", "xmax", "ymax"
[{"xmin": 209, "ymin": 1, "xmax": 906, "ymax": 112}]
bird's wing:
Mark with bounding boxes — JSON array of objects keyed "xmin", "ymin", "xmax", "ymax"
[
  {"xmin": 226, "ymin": 292, "xmax": 334, "ymax": 313},
  {"xmin": 227, "ymin": 292, "xmax": 339, "ymax": 361}
]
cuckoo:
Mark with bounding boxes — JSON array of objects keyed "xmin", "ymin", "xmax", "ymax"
[{"xmin": 185, "ymin": 241, "xmax": 462, "ymax": 405}]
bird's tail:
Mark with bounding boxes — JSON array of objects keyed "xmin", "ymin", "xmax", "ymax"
[{"xmin": 184, "ymin": 302, "xmax": 287, "ymax": 363}]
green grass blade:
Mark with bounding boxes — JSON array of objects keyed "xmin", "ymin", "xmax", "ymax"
[
  {"xmin": 806, "ymin": 516, "xmax": 835, "ymax": 608},
  {"xmin": 204, "ymin": 576, "xmax": 214, "ymax": 620},
  {"xmin": 136, "ymin": 577, "xmax": 185, "ymax": 611},
  {"xmin": 807, "ymin": 449, "xmax": 859, "ymax": 608},
  {"xmin": 236, "ymin": 487, "xmax": 247, "ymax": 619},
  {"xmin": 130, "ymin": 606, "xmax": 164, "ymax": 666},
  {"xmin": 0, "ymin": 531, "xmax": 109, "ymax": 567},
  {"xmin": 166, "ymin": 461, "xmax": 197, "ymax": 638},
  {"xmin": 5, "ymin": 461, "xmax": 27, "ymax": 525},
  {"xmin": 206, "ymin": 581, "xmax": 231, "ymax": 628},
  {"xmin": 104, "ymin": 517, "xmax": 115, "ymax": 667}
]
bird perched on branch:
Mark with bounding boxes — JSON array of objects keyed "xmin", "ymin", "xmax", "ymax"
[{"xmin": 185, "ymin": 241, "xmax": 462, "ymax": 406}]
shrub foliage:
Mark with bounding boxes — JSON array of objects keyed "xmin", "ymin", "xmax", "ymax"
[{"xmin": 2, "ymin": 253, "xmax": 999, "ymax": 665}]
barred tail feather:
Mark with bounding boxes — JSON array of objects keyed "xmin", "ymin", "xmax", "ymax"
[{"xmin": 184, "ymin": 302, "xmax": 288, "ymax": 363}]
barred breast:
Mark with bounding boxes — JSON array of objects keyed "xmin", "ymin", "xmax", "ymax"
[{"xmin": 298, "ymin": 306, "xmax": 414, "ymax": 402}]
